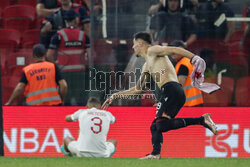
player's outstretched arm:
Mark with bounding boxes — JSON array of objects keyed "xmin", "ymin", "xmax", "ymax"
[
  {"xmin": 65, "ymin": 115, "xmax": 73, "ymax": 122},
  {"xmin": 102, "ymin": 64, "xmax": 150, "ymax": 109},
  {"xmin": 65, "ymin": 110, "xmax": 82, "ymax": 122},
  {"xmin": 101, "ymin": 86, "xmax": 141, "ymax": 109},
  {"xmin": 102, "ymin": 96, "xmax": 114, "ymax": 109},
  {"xmin": 148, "ymin": 45, "xmax": 195, "ymax": 59}
]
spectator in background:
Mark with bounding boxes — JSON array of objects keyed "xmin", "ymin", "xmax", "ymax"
[
  {"xmin": 182, "ymin": 0, "xmax": 199, "ymax": 14},
  {"xmin": 184, "ymin": 0, "xmax": 203, "ymax": 24},
  {"xmin": 148, "ymin": 0, "xmax": 197, "ymax": 16},
  {"xmin": 241, "ymin": 6, "xmax": 250, "ymax": 46},
  {"xmin": 61, "ymin": 97, "xmax": 117, "ymax": 157},
  {"xmin": 36, "ymin": 0, "xmax": 59, "ymax": 18},
  {"xmin": 46, "ymin": 9, "xmax": 90, "ymax": 106},
  {"xmin": 5, "ymin": 44, "xmax": 67, "ymax": 106},
  {"xmin": 188, "ymin": 0, "xmax": 210, "ymax": 38},
  {"xmin": 73, "ymin": 0, "xmax": 102, "ymax": 15},
  {"xmin": 199, "ymin": 48, "xmax": 217, "ymax": 78},
  {"xmin": 149, "ymin": 0, "xmax": 197, "ymax": 47},
  {"xmin": 40, "ymin": 0, "xmax": 90, "ymax": 48},
  {"xmin": 170, "ymin": 40, "xmax": 203, "ymax": 106},
  {"xmin": 204, "ymin": 0, "xmax": 235, "ymax": 42},
  {"xmin": 148, "ymin": 0, "xmax": 166, "ymax": 16},
  {"xmin": 241, "ymin": 6, "xmax": 250, "ymax": 74},
  {"xmin": 72, "ymin": 0, "xmax": 90, "ymax": 7}
]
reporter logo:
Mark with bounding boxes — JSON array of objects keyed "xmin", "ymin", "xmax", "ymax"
[{"xmin": 87, "ymin": 68, "xmax": 161, "ymax": 96}]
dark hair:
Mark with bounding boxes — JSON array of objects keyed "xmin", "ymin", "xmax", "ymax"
[
  {"xmin": 64, "ymin": 9, "xmax": 77, "ymax": 22},
  {"xmin": 33, "ymin": 44, "xmax": 46, "ymax": 58},
  {"xmin": 133, "ymin": 32, "xmax": 152, "ymax": 44},
  {"xmin": 169, "ymin": 40, "xmax": 185, "ymax": 48},
  {"xmin": 87, "ymin": 97, "xmax": 101, "ymax": 106}
]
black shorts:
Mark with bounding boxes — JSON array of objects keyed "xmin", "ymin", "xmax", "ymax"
[{"xmin": 156, "ymin": 81, "xmax": 186, "ymax": 118}]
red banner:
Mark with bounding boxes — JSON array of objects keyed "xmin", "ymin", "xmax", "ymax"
[{"xmin": 3, "ymin": 107, "xmax": 250, "ymax": 158}]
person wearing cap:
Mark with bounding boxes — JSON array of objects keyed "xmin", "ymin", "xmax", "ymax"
[
  {"xmin": 170, "ymin": 40, "xmax": 203, "ymax": 106},
  {"xmin": 36, "ymin": 0, "xmax": 59, "ymax": 18},
  {"xmin": 5, "ymin": 44, "xmax": 68, "ymax": 106},
  {"xmin": 46, "ymin": 9, "xmax": 90, "ymax": 106},
  {"xmin": 40, "ymin": 0, "xmax": 90, "ymax": 48}
]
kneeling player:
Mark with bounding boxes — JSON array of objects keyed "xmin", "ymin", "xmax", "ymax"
[{"xmin": 61, "ymin": 97, "xmax": 117, "ymax": 157}]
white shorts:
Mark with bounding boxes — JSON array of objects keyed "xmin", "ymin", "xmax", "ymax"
[{"xmin": 68, "ymin": 141, "xmax": 116, "ymax": 158}]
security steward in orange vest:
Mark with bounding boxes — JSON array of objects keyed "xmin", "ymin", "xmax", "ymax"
[
  {"xmin": 170, "ymin": 40, "xmax": 203, "ymax": 106},
  {"xmin": 5, "ymin": 44, "xmax": 68, "ymax": 106},
  {"xmin": 46, "ymin": 9, "xmax": 90, "ymax": 106}
]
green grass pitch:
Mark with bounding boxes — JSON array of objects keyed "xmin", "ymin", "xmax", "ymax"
[{"xmin": 0, "ymin": 157, "xmax": 249, "ymax": 167}]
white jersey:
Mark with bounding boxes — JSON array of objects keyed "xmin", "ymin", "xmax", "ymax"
[{"xmin": 71, "ymin": 107, "xmax": 116, "ymax": 153}]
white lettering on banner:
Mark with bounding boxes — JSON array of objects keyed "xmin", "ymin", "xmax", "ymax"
[
  {"xmin": 63, "ymin": 128, "xmax": 74, "ymax": 139},
  {"xmin": 20, "ymin": 128, "xmax": 39, "ymax": 153},
  {"xmin": 4, "ymin": 128, "xmax": 17, "ymax": 153},
  {"xmin": 205, "ymin": 124, "xmax": 239, "ymax": 158},
  {"xmin": 40, "ymin": 128, "xmax": 60, "ymax": 152},
  {"xmin": 244, "ymin": 129, "xmax": 250, "ymax": 153},
  {"xmin": 4, "ymin": 128, "xmax": 75, "ymax": 154},
  {"xmin": 205, "ymin": 124, "xmax": 250, "ymax": 157}
]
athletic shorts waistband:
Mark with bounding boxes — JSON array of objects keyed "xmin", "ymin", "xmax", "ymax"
[{"xmin": 161, "ymin": 81, "xmax": 181, "ymax": 90}]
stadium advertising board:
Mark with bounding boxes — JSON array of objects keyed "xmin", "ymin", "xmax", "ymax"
[{"xmin": 3, "ymin": 107, "xmax": 250, "ymax": 158}]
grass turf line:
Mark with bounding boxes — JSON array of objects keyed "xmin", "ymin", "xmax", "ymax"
[{"xmin": 0, "ymin": 157, "xmax": 249, "ymax": 167}]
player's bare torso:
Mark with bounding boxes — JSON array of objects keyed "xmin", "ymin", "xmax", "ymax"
[{"xmin": 144, "ymin": 52, "xmax": 179, "ymax": 89}]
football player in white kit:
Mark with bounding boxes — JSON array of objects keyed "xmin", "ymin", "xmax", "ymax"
[{"xmin": 61, "ymin": 97, "xmax": 117, "ymax": 157}]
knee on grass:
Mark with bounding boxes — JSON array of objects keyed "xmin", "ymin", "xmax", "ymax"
[{"xmin": 108, "ymin": 139, "xmax": 117, "ymax": 147}]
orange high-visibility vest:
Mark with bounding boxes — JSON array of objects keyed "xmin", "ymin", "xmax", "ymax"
[
  {"xmin": 23, "ymin": 61, "xmax": 62, "ymax": 106},
  {"xmin": 175, "ymin": 57, "xmax": 203, "ymax": 106},
  {"xmin": 57, "ymin": 28, "xmax": 87, "ymax": 72}
]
